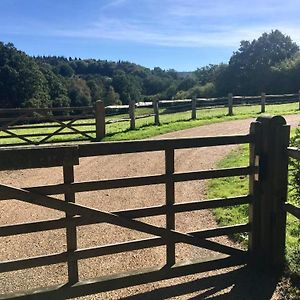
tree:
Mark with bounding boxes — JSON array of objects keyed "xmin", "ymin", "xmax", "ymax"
[
  {"xmin": 67, "ymin": 77, "xmax": 92, "ymax": 106},
  {"xmin": 223, "ymin": 30, "xmax": 299, "ymax": 94},
  {"xmin": 104, "ymin": 86, "xmax": 120, "ymax": 105},
  {"xmin": 0, "ymin": 42, "xmax": 50, "ymax": 108}
]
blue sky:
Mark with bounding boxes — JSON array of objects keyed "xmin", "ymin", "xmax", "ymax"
[{"xmin": 1, "ymin": 0, "xmax": 300, "ymax": 71}]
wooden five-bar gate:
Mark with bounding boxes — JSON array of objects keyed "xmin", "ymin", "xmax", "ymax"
[{"xmin": 0, "ymin": 116, "xmax": 299, "ymax": 299}]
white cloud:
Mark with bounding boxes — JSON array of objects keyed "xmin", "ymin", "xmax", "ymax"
[{"xmin": 51, "ymin": 16, "xmax": 300, "ymax": 48}]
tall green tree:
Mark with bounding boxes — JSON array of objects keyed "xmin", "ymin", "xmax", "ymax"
[
  {"xmin": 0, "ymin": 42, "xmax": 50, "ymax": 108},
  {"xmin": 220, "ymin": 30, "xmax": 299, "ymax": 94}
]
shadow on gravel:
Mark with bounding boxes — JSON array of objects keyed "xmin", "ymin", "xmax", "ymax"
[{"xmin": 121, "ymin": 265, "xmax": 280, "ymax": 299}]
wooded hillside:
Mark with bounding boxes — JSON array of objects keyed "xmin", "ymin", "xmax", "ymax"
[{"xmin": 1, "ymin": 30, "xmax": 300, "ymax": 108}]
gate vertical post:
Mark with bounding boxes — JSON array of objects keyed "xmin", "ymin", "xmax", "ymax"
[
  {"xmin": 165, "ymin": 148, "xmax": 175, "ymax": 266},
  {"xmin": 95, "ymin": 100, "xmax": 105, "ymax": 140},
  {"xmin": 253, "ymin": 116, "xmax": 290, "ymax": 270},
  {"xmin": 64, "ymin": 157, "xmax": 79, "ymax": 283}
]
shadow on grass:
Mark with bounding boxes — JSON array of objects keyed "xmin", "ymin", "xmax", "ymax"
[{"xmin": 121, "ymin": 266, "xmax": 281, "ymax": 300}]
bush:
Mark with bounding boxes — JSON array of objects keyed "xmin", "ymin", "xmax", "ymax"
[{"xmin": 289, "ymin": 127, "xmax": 300, "ymax": 207}]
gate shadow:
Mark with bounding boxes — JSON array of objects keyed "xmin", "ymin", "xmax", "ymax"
[{"xmin": 121, "ymin": 265, "xmax": 280, "ymax": 299}]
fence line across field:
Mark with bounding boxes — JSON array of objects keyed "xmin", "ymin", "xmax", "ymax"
[{"xmin": 0, "ymin": 91, "xmax": 300, "ymax": 146}]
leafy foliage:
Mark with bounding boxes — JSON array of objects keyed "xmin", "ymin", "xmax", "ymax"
[
  {"xmin": 1, "ymin": 30, "xmax": 300, "ymax": 108},
  {"xmin": 289, "ymin": 128, "xmax": 300, "ymax": 208}
]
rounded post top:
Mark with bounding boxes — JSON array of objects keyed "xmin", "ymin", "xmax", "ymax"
[{"xmin": 256, "ymin": 115, "xmax": 286, "ymax": 126}]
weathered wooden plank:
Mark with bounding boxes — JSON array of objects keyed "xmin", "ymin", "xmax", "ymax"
[
  {"xmin": 79, "ymin": 134, "xmax": 252, "ymax": 156},
  {"xmin": 0, "ymin": 130, "xmax": 95, "ymax": 139},
  {"xmin": 63, "ymin": 162, "xmax": 79, "ymax": 283},
  {"xmin": 0, "ymin": 145, "xmax": 79, "ymax": 170},
  {"xmin": 6, "ymin": 167, "xmax": 252, "ymax": 196},
  {"xmin": 0, "ymin": 137, "xmax": 92, "ymax": 148},
  {"xmin": 153, "ymin": 100, "xmax": 160, "ymax": 125},
  {"xmin": 248, "ymin": 121, "xmax": 262, "ymax": 259},
  {"xmin": 1, "ymin": 254, "xmax": 248, "ymax": 299},
  {"xmin": 287, "ymin": 147, "xmax": 300, "ymax": 161},
  {"xmin": 228, "ymin": 93, "xmax": 233, "ymax": 116},
  {"xmin": 165, "ymin": 148, "xmax": 175, "ymax": 265},
  {"xmin": 95, "ymin": 100, "xmax": 105, "ymax": 140},
  {"xmin": 0, "ymin": 196, "xmax": 251, "ymax": 235},
  {"xmin": 0, "ymin": 252, "xmax": 67, "ymax": 273},
  {"xmin": 285, "ymin": 203, "xmax": 300, "ymax": 219},
  {"xmin": 191, "ymin": 97, "xmax": 197, "ymax": 119},
  {"xmin": 255, "ymin": 116, "xmax": 290, "ymax": 269},
  {"xmin": 0, "ymin": 184, "xmax": 246, "ymax": 257},
  {"xmin": 173, "ymin": 166, "xmax": 252, "ymax": 182},
  {"xmin": 0, "ymin": 106, "xmax": 93, "ymax": 113},
  {"xmin": 74, "ymin": 224, "xmax": 250, "ymax": 260},
  {"xmin": 0, "ymin": 224, "xmax": 249, "ymax": 273},
  {"xmin": 0, "ymin": 114, "xmax": 94, "ymax": 123},
  {"xmin": 129, "ymin": 100, "xmax": 136, "ymax": 130},
  {"xmin": 261, "ymin": 92, "xmax": 266, "ymax": 113}
]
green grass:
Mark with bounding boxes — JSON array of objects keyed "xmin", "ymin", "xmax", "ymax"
[
  {"xmin": 1, "ymin": 102, "xmax": 299, "ymax": 146},
  {"xmin": 207, "ymin": 138, "xmax": 300, "ymax": 277}
]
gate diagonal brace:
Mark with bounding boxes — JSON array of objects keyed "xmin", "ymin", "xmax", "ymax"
[
  {"xmin": 0, "ymin": 183, "xmax": 244, "ymax": 256},
  {"xmin": 36, "ymin": 110, "xmax": 94, "ymax": 140}
]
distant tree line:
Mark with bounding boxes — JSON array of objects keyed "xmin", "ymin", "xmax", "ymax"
[{"xmin": 1, "ymin": 30, "xmax": 300, "ymax": 109}]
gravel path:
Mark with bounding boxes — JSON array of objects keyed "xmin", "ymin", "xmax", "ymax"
[{"xmin": 0, "ymin": 115, "xmax": 299, "ymax": 299}]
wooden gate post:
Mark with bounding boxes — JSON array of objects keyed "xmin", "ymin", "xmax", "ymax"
[
  {"xmin": 153, "ymin": 100, "xmax": 160, "ymax": 125},
  {"xmin": 250, "ymin": 116, "xmax": 290, "ymax": 270},
  {"xmin": 95, "ymin": 100, "xmax": 105, "ymax": 140},
  {"xmin": 129, "ymin": 100, "xmax": 136, "ymax": 130},
  {"xmin": 261, "ymin": 92, "xmax": 266, "ymax": 113},
  {"xmin": 228, "ymin": 93, "xmax": 233, "ymax": 116}
]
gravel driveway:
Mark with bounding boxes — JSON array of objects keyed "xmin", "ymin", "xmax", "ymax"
[{"xmin": 0, "ymin": 115, "xmax": 299, "ymax": 299}]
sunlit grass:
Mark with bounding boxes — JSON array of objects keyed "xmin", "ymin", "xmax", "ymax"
[{"xmin": 207, "ymin": 135, "xmax": 300, "ymax": 276}]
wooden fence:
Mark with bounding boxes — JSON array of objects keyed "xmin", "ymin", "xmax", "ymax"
[
  {"xmin": 0, "ymin": 106, "xmax": 96, "ymax": 147},
  {"xmin": 0, "ymin": 115, "xmax": 299, "ymax": 299},
  {"xmin": 0, "ymin": 91, "xmax": 300, "ymax": 147}
]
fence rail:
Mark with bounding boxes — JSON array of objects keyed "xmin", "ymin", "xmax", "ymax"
[{"xmin": 0, "ymin": 91, "xmax": 299, "ymax": 147}]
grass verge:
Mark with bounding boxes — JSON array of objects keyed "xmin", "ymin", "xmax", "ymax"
[{"xmin": 207, "ymin": 142, "xmax": 300, "ymax": 298}]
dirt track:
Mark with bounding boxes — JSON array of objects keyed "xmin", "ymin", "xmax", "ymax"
[{"xmin": 0, "ymin": 115, "xmax": 299, "ymax": 299}]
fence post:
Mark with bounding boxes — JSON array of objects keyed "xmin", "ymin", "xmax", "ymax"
[
  {"xmin": 95, "ymin": 100, "xmax": 105, "ymax": 140},
  {"xmin": 252, "ymin": 115, "xmax": 290, "ymax": 270},
  {"xmin": 191, "ymin": 97, "xmax": 197, "ymax": 120},
  {"xmin": 298, "ymin": 90, "xmax": 300, "ymax": 110},
  {"xmin": 129, "ymin": 100, "xmax": 136, "ymax": 130},
  {"xmin": 153, "ymin": 100, "xmax": 160, "ymax": 125},
  {"xmin": 261, "ymin": 92, "xmax": 266, "ymax": 113},
  {"xmin": 228, "ymin": 93, "xmax": 233, "ymax": 116}
]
